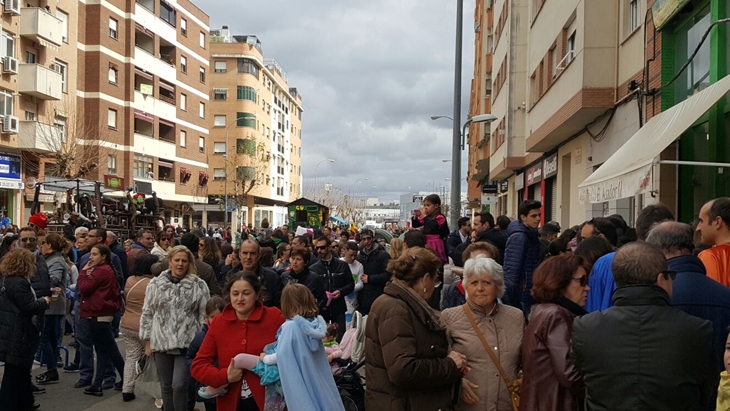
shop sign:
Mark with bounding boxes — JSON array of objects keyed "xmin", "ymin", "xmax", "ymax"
[
  {"xmin": 25, "ymin": 193, "xmax": 55, "ymax": 203},
  {"xmin": 652, "ymin": 0, "xmax": 690, "ymax": 30},
  {"xmin": 0, "ymin": 178, "xmax": 23, "ymax": 190},
  {"xmin": 0, "ymin": 153, "xmax": 21, "ymax": 181},
  {"xmin": 104, "ymin": 175, "xmax": 125, "ymax": 190},
  {"xmin": 412, "ymin": 195, "xmax": 424, "ymax": 203},
  {"xmin": 526, "ymin": 163, "xmax": 543, "ymax": 186},
  {"xmin": 544, "ymin": 154, "xmax": 558, "ymax": 179},
  {"xmin": 481, "ymin": 184, "xmax": 498, "ymax": 194},
  {"xmin": 515, "ymin": 173, "xmax": 525, "ymax": 191}
]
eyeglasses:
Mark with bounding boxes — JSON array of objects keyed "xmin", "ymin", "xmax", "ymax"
[
  {"xmin": 571, "ymin": 275, "xmax": 588, "ymax": 287},
  {"xmin": 314, "ymin": 245, "xmax": 328, "ymax": 250},
  {"xmin": 20, "ymin": 237, "xmax": 37, "ymax": 243},
  {"xmin": 77, "ymin": 234, "xmax": 88, "ymax": 239},
  {"xmin": 160, "ymin": 238, "xmax": 171, "ymax": 242},
  {"xmin": 661, "ymin": 270, "xmax": 677, "ymax": 280}
]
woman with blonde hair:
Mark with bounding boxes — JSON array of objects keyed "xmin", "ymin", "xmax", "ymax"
[
  {"xmin": 365, "ymin": 246, "xmax": 468, "ymax": 410},
  {"xmin": 0, "ymin": 249, "xmax": 50, "ymax": 410},
  {"xmin": 140, "ymin": 245, "xmax": 210, "ymax": 411},
  {"xmin": 389, "ymin": 238, "xmax": 404, "ymax": 260}
]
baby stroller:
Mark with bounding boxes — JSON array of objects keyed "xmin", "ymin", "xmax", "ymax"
[{"xmin": 336, "ymin": 311, "xmax": 367, "ymax": 411}]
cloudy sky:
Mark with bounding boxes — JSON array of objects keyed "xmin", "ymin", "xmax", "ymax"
[{"xmin": 201, "ymin": 0, "xmax": 476, "ymax": 203}]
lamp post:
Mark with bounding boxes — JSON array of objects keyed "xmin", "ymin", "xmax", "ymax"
[
  {"xmin": 314, "ymin": 159, "xmax": 335, "ymax": 201},
  {"xmin": 351, "ymin": 177, "xmax": 368, "ymax": 199},
  {"xmin": 224, "ymin": 114, "xmax": 256, "ymax": 228}
]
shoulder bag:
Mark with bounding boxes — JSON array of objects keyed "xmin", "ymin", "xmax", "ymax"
[{"xmin": 462, "ymin": 304, "xmax": 521, "ymax": 411}]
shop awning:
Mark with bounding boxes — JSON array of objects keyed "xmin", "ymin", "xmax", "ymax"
[
  {"xmin": 330, "ymin": 216, "xmax": 346, "ymax": 224},
  {"xmin": 578, "ymin": 73, "xmax": 730, "ymax": 204}
]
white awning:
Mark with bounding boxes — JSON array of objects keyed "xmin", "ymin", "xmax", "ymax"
[{"xmin": 579, "ymin": 73, "xmax": 730, "ymax": 204}]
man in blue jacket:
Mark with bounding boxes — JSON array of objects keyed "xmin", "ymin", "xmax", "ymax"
[
  {"xmin": 502, "ymin": 200, "xmax": 543, "ymax": 314},
  {"xmin": 647, "ymin": 221, "xmax": 730, "ymax": 394},
  {"xmin": 447, "ymin": 217, "xmax": 471, "ymax": 248}
]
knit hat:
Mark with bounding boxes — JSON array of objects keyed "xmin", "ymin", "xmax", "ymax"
[{"xmin": 28, "ymin": 213, "xmax": 48, "ymax": 229}]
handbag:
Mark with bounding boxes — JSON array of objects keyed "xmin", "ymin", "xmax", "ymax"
[
  {"xmin": 462, "ymin": 304, "xmax": 521, "ymax": 411},
  {"xmin": 135, "ymin": 354, "xmax": 162, "ymax": 398}
]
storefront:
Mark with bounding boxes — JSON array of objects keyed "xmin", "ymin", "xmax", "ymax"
[
  {"xmin": 526, "ymin": 163, "xmax": 542, "ymax": 204},
  {"xmin": 0, "ymin": 153, "xmax": 24, "ymax": 224},
  {"xmin": 542, "ymin": 153, "xmax": 558, "ymax": 223},
  {"xmin": 515, "ymin": 172, "xmax": 525, "ymax": 205}
]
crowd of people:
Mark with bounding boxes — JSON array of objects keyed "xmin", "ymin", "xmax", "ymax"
[{"xmin": 0, "ymin": 194, "xmax": 729, "ymax": 410}]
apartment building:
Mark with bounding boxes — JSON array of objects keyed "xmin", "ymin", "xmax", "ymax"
[
  {"xmin": 208, "ymin": 26, "xmax": 303, "ymax": 229},
  {"xmin": 75, "ymin": 0, "xmax": 211, "ymax": 228}
]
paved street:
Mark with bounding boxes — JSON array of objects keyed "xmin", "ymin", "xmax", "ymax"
[{"xmin": 0, "ymin": 335, "xmax": 204, "ymax": 411}]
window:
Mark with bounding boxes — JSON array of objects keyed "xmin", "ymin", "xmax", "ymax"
[
  {"xmin": 199, "ymin": 67, "xmax": 205, "ymax": 83},
  {"xmin": 25, "ymin": 51, "xmax": 35, "ymax": 63},
  {"xmin": 109, "ymin": 18, "xmax": 118, "ymax": 39},
  {"xmin": 214, "ymin": 168, "xmax": 226, "ymax": 180},
  {"xmin": 214, "ymin": 115, "xmax": 226, "ymax": 127},
  {"xmin": 237, "ymin": 59, "xmax": 259, "ymax": 78},
  {"xmin": 180, "ymin": 93, "xmax": 186, "ymax": 110},
  {"xmin": 180, "ymin": 56, "xmax": 187, "ymax": 73},
  {"xmin": 2, "ymin": 32, "xmax": 14, "ymax": 58},
  {"xmin": 214, "ymin": 61, "xmax": 226, "ymax": 73},
  {"xmin": 199, "ymin": 102, "xmax": 205, "ymax": 118},
  {"xmin": 199, "ymin": 31, "xmax": 205, "ymax": 48},
  {"xmin": 160, "ymin": 1, "xmax": 175, "ymax": 27},
  {"xmin": 566, "ymin": 32, "xmax": 575, "ymax": 64},
  {"xmin": 237, "ymin": 112, "xmax": 256, "ymax": 128},
  {"xmin": 0, "ymin": 90, "xmax": 12, "ymax": 116},
  {"xmin": 237, "ymin": 86, "xmax": 257, "ymax": 102},
  {"xmin": 676, "ymin": 7, "xmax": 711, "ymax": 99},
  {"xmin": 628, "ymin": 0, "xmax": 640, "ymax": 34},
  {"xmin": 108, "ymin": 109, "xmax": 117, "ymax": 129},
  {"xmin": 198, "ymin": 136, "xmax": 205, "ymax": 153},
  {"xmin": 108, "ymin": 67, "xmax": 118, "ymax": 84},
  {"xmin": 24, "ymin": 111, "xmax": 36, "ymax": 121},
  {"xmin": 55, "ymin": 61, "xmax": 67, "ymax": 93},
  {"xmin": 214, "ymin": 142, "xmax": 226, "ymax": 154},
  {"xmin": 180, "ymin": 130, "xmax": 186, "ymax": 147},
  {"xmin": 134, "ymin": 154, "xmax": 153, "ymax": 178},
  {"xmin": 107, "ymin": 155, "xmax": 117, "ymax": 174},
  {"xmin": 57, "ymin": 10, "xmax": 68, "ymax": 42},
  {"xmin": 213, "ymin": 89, "xmax": 227, "ymax": 100},
  {"xmin": 180, "ymin": 18, "xmax": 187, "ymax": 36}
]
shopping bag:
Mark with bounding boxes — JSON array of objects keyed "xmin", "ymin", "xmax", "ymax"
[{"xmin": 135, "ymin": 354, "xmax": 161, "ymax": 398}]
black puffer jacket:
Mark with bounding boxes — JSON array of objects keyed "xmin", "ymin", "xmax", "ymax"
[
  {"xmin": 572, "ymin": 285, "xmax": 717, "ymax": 411},
  {"xmin": 30, "ymin": 252, "xmax": 50, "ymax": 298},
  {"xmin": 356, "ymin": 244, "xmax": 391, "ymax": 315},
  {"xmin": 280, "ymin": 266, "xmax": 326, "ymax": 307},
  {"xmin": 309, "ymin": 257, "xmax": 355, "ymax": 316},
  {"xmin": 227, "ymin": 265, "xmax": 283, "ymax": 308},
  {"xmin": 0, "ymin": 276, "xmax": 48, "ymax": 367}
]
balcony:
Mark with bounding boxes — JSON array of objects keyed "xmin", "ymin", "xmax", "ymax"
[
  {"xmin": 18, "ymin": 121, "xmax": 58, "ymax": 152},
  {"xmin": 18, "ymin": 64, "xmax": 62, "ymax": 100},
  {"xmin": 134, "ymin": 47, "xmax": 176, "ymax": 82},
  {"xmin": 134, "ymin": 90, "xmax": 176, "ymax": 120},
  {"xmin": 20, "ymin": 8, "xmax": 64, "ymax": 46},
  {"xmin": 134, "ymin": 2, "xmax": 176, "ymax": 42}
]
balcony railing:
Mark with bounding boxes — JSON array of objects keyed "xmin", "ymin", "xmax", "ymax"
[
  {"xmin": 20, "ymin": 8, "xmax": 63, "ymax": 46},
  {"xmin": 18, "ymin": 64, "xmax": 62, "ymax": 100},
  {"xmin": 18, "ymin": 121, "xmax": 58, "ymax": 152}
]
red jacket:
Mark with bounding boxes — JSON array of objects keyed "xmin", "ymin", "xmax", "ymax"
[
  {"xmin": 191, "ymin": 302, "xmax": 285, "ymax": 411},
  {"xmin": 78, "ymin": 264, "xmax": 120, "ymax": 318}
]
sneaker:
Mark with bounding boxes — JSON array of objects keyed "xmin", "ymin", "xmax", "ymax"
[
  {"xmin": 63, "ymin": 363, "xmax": 79, "ymax": 373},
  {"xmin": 122, "ymin": 392, "xmax": 136, "ymax": 402},
  {"xmin": 74, "ymin": 379, "xmax": 91, "ymax": 388},
  {"xmin": 30, "ymin": 384, "xmax": 46, "ymax": 394},
  {"xmin": 154, "ymin": 398, "xmax": 163, "ymax": 409},
  {"xmin": 114, "ymin": 381, "xmax": 123, "ymax": 391},
  {"xmin": 83, "ymin": 386, "xmax": 103, "ymax": 397},
  {"xmin": 35, "ymin": 369, "xmax": 59, "ymax": 385}
]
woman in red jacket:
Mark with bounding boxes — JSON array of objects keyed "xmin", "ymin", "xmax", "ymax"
[
  {"xmin": 77, "ymin": 244, "xmax": 125, "ymax": 397},
  {"xmin": 192, "ymin": 271, "xmax": 285, "ymax": 411}
]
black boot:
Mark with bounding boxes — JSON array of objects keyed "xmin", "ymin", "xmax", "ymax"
[{"xmin": 83, "ymin": 386, "xmax": 103, "ymax": 397}]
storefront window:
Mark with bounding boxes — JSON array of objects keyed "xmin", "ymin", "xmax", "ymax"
[{"xmin": 675, "ymin": 6, "xmax": 711, "ymax": 102}]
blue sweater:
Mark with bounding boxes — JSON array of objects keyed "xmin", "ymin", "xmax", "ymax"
[{"xmin": 585, "ymin": 252, "xmax": 616, "ymax": 313}]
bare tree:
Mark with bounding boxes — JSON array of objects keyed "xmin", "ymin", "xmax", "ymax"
[
  {"xmin": 228, "ymin": 135, "xmax": 271, "ymax": 220},
  {"xmin": 20, "ymin": 101, "xmax": 107, "ymax": 179}
]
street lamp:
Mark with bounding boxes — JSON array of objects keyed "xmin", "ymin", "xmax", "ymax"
[
  {"xmin": 430, "ymin": 115, "xmax": 454, "ymax": 121},
  {"xmin": 351, "ymin": 177, "xmax": 368, "ymax": 199},
  {"xmin": 224, "ymin": 114, "xmax": 256, "ymax": 227},
  {"xmin": 314, "ymin": 159, "xmax": 335, "ymax": 201}
]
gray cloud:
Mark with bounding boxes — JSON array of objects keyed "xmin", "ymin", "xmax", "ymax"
[{"xmin": 200, "ymin": 0, "xmax": 475, "ymax": 201}]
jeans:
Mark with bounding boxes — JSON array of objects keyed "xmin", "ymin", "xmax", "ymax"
[
  {"xmin": 121, "ymin": 327, "xmax": 145, "ymax": 394},
  {"xmin": 0, "ymin": 363, "xmax": 35, "ymax": 410},
  {"xmin": 88, "ymin": 318, "xmax": 125, "ymax": 389},
  {"xmin": 111, "ymin": 307, "xmax": 122, "ymax": 337},
  {"xmin": 76, "ymin": 313, "xmax": 116, "ymax": 384},
  {"xmin": 39, "ymin": 314, "xmax": 62, "ymax": 370},
  {"xmin": 156, "ymin": 351, "xmax": 190, "ymax": 411}
]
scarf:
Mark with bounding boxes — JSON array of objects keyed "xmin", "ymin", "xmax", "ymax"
[
  {"xmin": 390, "ymin": 278, "xmax": 446, "ymax": 331},
  {"xmin": 555, "ymin": 296, "xmax": 588, "ymax": 317}
]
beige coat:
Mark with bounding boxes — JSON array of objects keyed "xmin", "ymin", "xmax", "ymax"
[{"xmin": 442, "ymin": 300, "xmax": 524, "ymax": 411}]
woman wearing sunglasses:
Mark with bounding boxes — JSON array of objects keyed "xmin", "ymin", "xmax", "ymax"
[
  {"xmin": 151, "ymin": 231, "xmax": 172, "ymax": 258},
  {"xmin": 520, "ymin": 255, "xmax": 591, "ymax": 411}
]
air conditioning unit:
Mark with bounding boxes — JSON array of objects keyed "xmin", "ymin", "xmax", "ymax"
[
  {"xmin": 2, "ymin": 115, "xmax": 18, "ymax": 134},
  {"xmin": 3, "ymin": 57, "xmax": 17, "ymax": 74},
  {"xmin": 3, "ymin": 0, "xmax": 19, "ymax": 15}
]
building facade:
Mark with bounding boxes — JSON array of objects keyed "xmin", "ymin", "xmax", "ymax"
[{"xmin": 208, "ymin": 26, "xmax": 303, "ymax": 229}]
